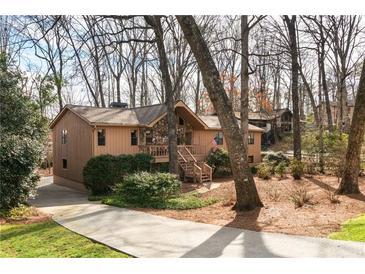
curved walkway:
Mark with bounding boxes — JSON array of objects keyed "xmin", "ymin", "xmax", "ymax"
[{"xmin": 30, "ymin": 177, "xmax": 365, "ymax": 258}]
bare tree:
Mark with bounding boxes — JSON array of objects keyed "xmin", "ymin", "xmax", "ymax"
[
  {"xmin": 337, "ymin": 59, "xmax": 365, "ymax": 194},
  {"xmin": 284, "ymin": 15, "xmax": 302, "ymax": 161},
  {"xmin": 145, "ymin": 16, "xmax": 178, "ymax": 174},
  {"xmin": 177, "ymin": 15, "xmax": 263, "ymax": 211}
]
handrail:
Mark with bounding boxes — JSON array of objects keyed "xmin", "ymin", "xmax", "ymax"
[
  {"xmin": 184, "ymin": 146, "xmax": 197, "ymax": 162},
  {"xmin": 193, "ymin": 163, "xmax": 202, "ymax": 183},
  {"xmin": 203, "ymin": 163, "xmax": 213, "ymax": 182},
  {"xmin": 177, "ymin": 151, "xmax": 187, "ymax": 163}
]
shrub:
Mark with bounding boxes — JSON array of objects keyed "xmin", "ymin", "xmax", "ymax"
[
  {"xmin": 0, "ymin": 134, "xmax": 43, "ymax": 209},
  {"xmin": 0, "ymin": 54, "xmax": 48, "ymax": 209},
  {"xmin": 117, "ymin": 172, "xmax": 181, "ymax": 203},
  {"xmin": 257, "ymin": 163, "xmax": 272, "ymax": 180},
  {"xmin": 83, "ymin": 154, "xmax": 121, "ymax": 195},
  {"xmin": 302, "ymin": 130, "xmax": 348, "ymax": 174},
  {"xmin": 274, "ymin": 162, "xmax": 286, "ymax": 179},
  {"xmin": 263, "ymin": 151, "xmax": 289, "ymax": 167},
  {"xmin": 207, "ymin": 148, "xmax": 231, "ymax": 173},
  {"xmin": 289, "ymin": 187, "xmax": 311, "ymax": 208},
  {"xmin": 133, "ymin": 153, "xmax": 153, "ymax": 171},
  {"xmin": 250, "ymin": 166, "xmax": 258, "ymax": 174},
  {"xmin": 290, "ymin": 159, "xmax": 304, "ymax": 180},
  {"xmin": 116, "ymin": 154, "xmax": 134, "ymax": 176},
  {"xmin": 0, "ymin": 205, "xmax": 40, "ymax": 220}
]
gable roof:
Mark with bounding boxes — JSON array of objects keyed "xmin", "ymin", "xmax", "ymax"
[
  {"xmin": 199, "ymin": 115, "xmax": 264, "ymax": 132},
  {"xmin": 50, "ymin": 100, "xmax": 263, "ymax": 132},
  {"xmin": 50, "ymin": 100, "xmax": 207, "ymax": 129}
]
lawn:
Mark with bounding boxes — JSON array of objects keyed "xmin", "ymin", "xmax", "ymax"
[
  {"xmin": 90, "ymin": 192, "xmax": 219, "ymax": 210},
  {"xmin": 329, "ymin": 215, "xmax": 365, "ymax": 242},
  {"xmin": 0, "ymin": 220, "xmax": 129, "ymax": 258}
]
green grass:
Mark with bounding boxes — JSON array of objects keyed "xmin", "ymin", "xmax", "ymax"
[
  {"xmin": 329, "ymin": 215, "xmax": 365, "ymax": 242},
  {"xmin": 90, "ymin": 192, "xmax": 219, "ymax": 210},
  {"xmin": 0, "ymin": 220, "xmax": 129, "ymax": 258}
]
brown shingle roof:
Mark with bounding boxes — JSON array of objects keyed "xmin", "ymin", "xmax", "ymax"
[
  {"xmin": 63, "ymin": 103, "xmax": 167, "ymax": 126},
  {"xmin": 199, "ymin": 115, "xmax": 264, "ymax": 132}
]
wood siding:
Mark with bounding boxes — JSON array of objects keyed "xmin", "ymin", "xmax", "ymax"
[
  {"xmin": 93, "ymin": 126, "xmax": 140, "ymax": 156},
  {"xmin": 193, "ymin": 130, "xmax": 262, "ymax": 164},
  {"xmin": 52, "ymin": 110, "xmax": 93, "ymax": 183}
]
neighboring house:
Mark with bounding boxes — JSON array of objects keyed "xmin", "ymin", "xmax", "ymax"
[
  {"xmin": 235, "ymin": 108, "xmax": 293, "ymax": 147},
  {"xmin": 50, "ymin": 100, "xmax": 264, "ymax": 191},
  {"xmin": 317, "ymin": 100, "xmax": 355, "ymax": 128}
]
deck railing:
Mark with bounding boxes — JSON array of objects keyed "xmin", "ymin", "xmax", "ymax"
[{"xmin": 139, "ymin": 144, "xmax": 206, "ymax": 158}]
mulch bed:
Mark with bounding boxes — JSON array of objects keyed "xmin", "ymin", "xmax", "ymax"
[
  {"xmin": 0, "ymin": 209, "xmax": 51, "ymax": 226},
  {"xmin": 140, "ymin": 175, "xmax": 365, "ymax": 238}
]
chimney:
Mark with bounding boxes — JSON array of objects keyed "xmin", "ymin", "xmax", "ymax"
[{"xmin": 109, "ymin": 102, "xmax": 128, "ymax": 108}]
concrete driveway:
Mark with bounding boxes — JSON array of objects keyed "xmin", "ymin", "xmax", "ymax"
[{"xmin": 29, "ymin": 177, "xmax": 365, "ymax": 258}]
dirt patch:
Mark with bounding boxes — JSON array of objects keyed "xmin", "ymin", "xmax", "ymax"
[{"xmin": 139, "ymin": 175, "xmax": 365, "ymax": 238}]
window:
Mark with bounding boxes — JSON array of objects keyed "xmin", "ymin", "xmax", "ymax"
[
  {"xmin": 214, "ymin": 131, "xmax": 224, "ymax": 145},
  {"xmin": 248, "ymin": 133, "xmax": 254, "ymax": 144},
  {"xmin": 248, "ymin": 156, "xmax": 254, "ymax": 163},
  {"xmin": 145, "ymin": 130, "xmax": 154, "ymax": 144},
  {"xmin": 179, "ymin": 117, "xmax": 184, "ymax": 125},
  {"xmin": 62, "ymin": 159, "xmax": 68, "ymax": 169},
  {"xmin": 131, "ymin": 129, "xmax": 138, "ymax": 146},
  {"xmin": 97, "ymin": 129, "xmax": 106, "ymax": 146},
  {"xmin": 61, "ymin": 129, "xmax": 68, "ymax": 144}
]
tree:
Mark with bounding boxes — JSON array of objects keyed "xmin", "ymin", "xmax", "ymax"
[
  {"xmin": 0, "ymin": 52, "xmax": 48, "ymax": 209},
  {"xmin": 284, "ymin": 16, "xmax": 302, "ymax": 161},
  {"xmin": 145, "ymin": 16, "xmax": 178, "ymax": 174},
  {"xmin": 177, "ymin": 15, "xmax": 263, "ymax": 211},
  {"xmin": 336, "ymin": 59, "xmax": 365, "ymax": 195}
]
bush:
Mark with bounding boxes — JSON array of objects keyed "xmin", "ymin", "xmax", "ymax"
[
  {"xmin": 257, "ymin": 163, "xmax": 272, "ymax": 180},
  {"xmin": 289, "ymin": 187, "xmax": 311, "ymax": 208},
  {"xmin": 0, "ymin": 54, "xmax": 48, "ymax": 209},
  {"xmin": 290, "ymin": 159, "xmax": 304, "ymax": 180},
  {"xmin": 83, "ymin": 154, "xmax": 121, "ymax": 195},
  {"xmin": 206, "ymin": 148, "xmax": 231, "ymax": 176},
  {"xmin": 83, "ymin": 153, "xmax": 154, "ymax": 195},
  {"xmin": 116, "ymin": 154, "xmax": 134, "ymax": 176},
  {"xmin": 133, "ymin": 153, "xmax": 153, "ymax": 171},
  {"xmin": 250, "ymin": 166, "xmax": 258, "ymax": 174},
  {"xmin": 0, "ymin": 205, "xmax": 40, "ymax": 220},
  {"xmin": 263, "ymin": 151, "xmax": 289, "ymax": 167},
  {"xmin": 0, "ymin": 134, "xmax": 43, "ymax": 209},
  {"xmin": 117, "ymin": 172, "xmax": 181, "ymax": 203},
  {"xmin": 302, "ymin": 130, "xmax": 348, "ymax": 174},
  {"xmin": 274, "ymin": 162, "xmax": 286, "ymax": 179}
]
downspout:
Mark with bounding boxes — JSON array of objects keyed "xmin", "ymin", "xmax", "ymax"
[{"xmin": 92, "ymin": 124, "xmax": 96, "ymax": 156}]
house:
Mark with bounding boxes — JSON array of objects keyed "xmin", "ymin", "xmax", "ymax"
[
  {"xmin": 317, "ymin": 100, "xmax": 355, "ymax": 128},
  {"xmin": 49, "ymin": 100, "xmax": 264, "ymax": 191},
  {"xmin": 234, "ymin": 108, "xmax": 293, "ymax": 147}
]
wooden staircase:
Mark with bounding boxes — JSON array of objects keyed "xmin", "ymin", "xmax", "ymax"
[{"xmin": 177, "ymin": 146, "xmax": 212, "ymax": 183}]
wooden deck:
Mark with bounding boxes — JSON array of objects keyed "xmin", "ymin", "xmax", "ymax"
[{"xmin": 139, "ymin": 145, "xmax": 206, "ymax": 163}]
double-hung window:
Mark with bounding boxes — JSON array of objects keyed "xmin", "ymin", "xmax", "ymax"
[{"xmin": 97, "ymin": 129, "xmax": 106, "ymax": 146}]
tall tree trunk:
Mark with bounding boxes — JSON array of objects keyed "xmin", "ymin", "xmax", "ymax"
[
  {"xmin": 284, "ymin": 16, "xmax": 301, "ymax": 161},
  {"xmin": 177, "ymin": 15, "xmax": 263, "ymax": 211},
  {"xmin": 317, "ymin": 53, "xmax": 325, "ymax": 173},
  {"xmin": 336, "ymin": 60, "xmax": 365, "ymax": 194},
  {"xmin": 299, "ymin": 68, "xmax": 319, "ymax": 126},
  {"xmin": 320, "ymin": 50, "xmax": 334, "ymax": 132},
  {"xmin": 195, "ymin": 69, "xmax": 201, "ymax": 114},
  {"xmin": 240, "ymin": 16, "xmax": 249, "ymax": 153},
  {"xmin": 146, "ymin": 16, "xmax": 178, "ymax": 174}
]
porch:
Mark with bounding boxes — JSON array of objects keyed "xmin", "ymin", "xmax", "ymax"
[{"xmin": 139, "ymin": 145, "xmax": 207, "ymax": 163}]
